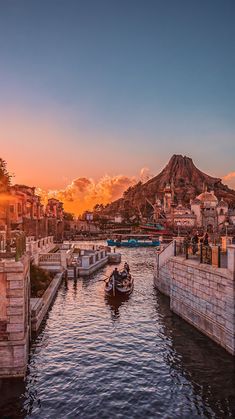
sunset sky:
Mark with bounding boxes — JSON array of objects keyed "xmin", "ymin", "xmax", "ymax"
[{"xmin": 0, "ymin": 0, "xmax": 235, "ymax": 213}]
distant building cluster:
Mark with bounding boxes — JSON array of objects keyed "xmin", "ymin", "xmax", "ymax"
[
  {"xmin": 153, "ymin": 184, "xmax": 235, "ymax": 232},
  {"xmin": 0, "ymin": 185, "xmax": 65, "ymax": 240}
]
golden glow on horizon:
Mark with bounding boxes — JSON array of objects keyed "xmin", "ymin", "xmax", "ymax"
[
  {"xmin": 0, "ymin": 107, "xmax": 144, "ymax": 190},
  {"xmin": 37, "ymin": 174, "xmax": 136, "ymax": 215},
  {"xmin": 37, "ymin": 168, "xmax": 153, "ymax": 215},
  {"xmin": 1, "ymin": 108, "xmax": 235, "ymax": 214}
]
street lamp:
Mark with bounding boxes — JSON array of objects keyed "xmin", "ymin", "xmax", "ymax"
[
  {"xmin": 177, "ymin": 221, "xmax": 180, "ymax": 237},
  {"xmin": 224, "ymin": 221, "xmax": 229, "ymax": 240},
  {"xmin": 6, "ymin": 199, "xmax": 11, "ymax": 252}
]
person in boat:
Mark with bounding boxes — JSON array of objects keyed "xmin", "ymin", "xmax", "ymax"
[
  {"xmin": 124, "ymin": 262, "xmax": 130, "ymax": 273},
  {"xmin": 120, "ymin": 270, "xmax": 127, "ymax": 280},
  {"xmin": 112, "ymin": 267, "xmax": 121, "ymax": 283}
]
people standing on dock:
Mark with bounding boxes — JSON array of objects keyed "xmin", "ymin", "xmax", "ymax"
[
  {"xmin": 203, "ymin": 232, "xmax": 209, "ymax": 246},
  {"xmin": 192, "ymin": 232, "xmax": 199, "ymax": 254}
]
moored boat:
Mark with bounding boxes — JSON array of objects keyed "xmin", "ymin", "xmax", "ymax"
[
  {"xmin": 105, "ymin": 267, "xmax": 134, "ymax": 297},
  {"xmin": 107, "ymin": 238, "xmax": 160, "ymax": 247},
  {"xmin": 140, "ymin": 223, "xmax": 171, "ymax": 235}
]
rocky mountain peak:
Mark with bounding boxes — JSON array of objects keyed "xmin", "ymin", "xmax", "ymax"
[{"xmin": 102, "ymin": 155, "xmax": 235, "ymax": 216}]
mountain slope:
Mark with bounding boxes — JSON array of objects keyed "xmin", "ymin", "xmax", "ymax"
[{"xmin": 102, "ymin": 155, "xmax": 235, "ymax": 217}]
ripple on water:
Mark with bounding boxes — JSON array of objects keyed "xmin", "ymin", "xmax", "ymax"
[{"xmin": 0, "ymin": 244, "xmax": 235, "ymax": 419}]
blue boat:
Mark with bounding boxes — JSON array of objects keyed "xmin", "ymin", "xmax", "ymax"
[{"xmin": 107, "ymin": 238, "xmax": 160, "ymax": 247}]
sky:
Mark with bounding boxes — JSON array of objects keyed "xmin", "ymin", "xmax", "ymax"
[{"xmin": 0, "ymin": 0, "xmax": 235, "ymax": 213}]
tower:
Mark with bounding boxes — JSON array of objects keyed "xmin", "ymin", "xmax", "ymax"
[{"xmin": 163, "ymin": 183, "xmax": 172, "ymax": 213}]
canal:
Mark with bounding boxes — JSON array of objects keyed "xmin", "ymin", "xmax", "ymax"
[{"xmin": 1, "ymin": 246, "xmax": 235, "ymax": 418}]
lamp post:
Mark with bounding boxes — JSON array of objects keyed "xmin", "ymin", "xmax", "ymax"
[
  {"xmin": 224, "ymin": 221, "xmax": 229, "ymax": 240},
  {"xmin": 177, "ymin": 221, "xmax": 180, "ymax": 237},
  {"xmin": 5, "ymin": 199, "xmax": 11, "ymax": 253}
]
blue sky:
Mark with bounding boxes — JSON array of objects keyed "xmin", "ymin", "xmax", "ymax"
[{"xmin": 0, "ymin": 0, "xmax": 234, "ymax": 189}]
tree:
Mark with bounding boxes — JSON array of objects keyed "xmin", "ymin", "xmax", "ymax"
[
  {"xmin": 93, "ymin": 203, "xmax": 104, "ymax": 212},
  {"xmin": 0, "ymin": 158, "xmax": 11, "ymax": 191},
  {"xmin": 63, "ymin": 211, "xmax": 74, "ymax": 221}
]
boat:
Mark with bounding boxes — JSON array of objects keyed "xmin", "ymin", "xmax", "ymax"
[
  {"xmin": 105, "ymin": 269, "xmax": 134, "ymax": 297},
  {"xmin": 107, "ymin": 238, "xmax": 160, "ymax": 247},
  {"xmin": 140, "ymin": 223, "xmax": 171, "ymax": 235}
]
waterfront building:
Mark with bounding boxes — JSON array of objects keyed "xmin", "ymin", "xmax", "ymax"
[
  {"xmin": 0, "ymin": 187, "xmax": 66, "ymax": 241},
  {"xmin": 0, "ymin": 185, "xmax": 45, "ymax": 236},
  {"xmin": 46, "ymin": 198, "xmax": 65, "ymax": 241},
  {"xmin": 152, "ymin": 184, "xmax": 235, "ymax": 233}
]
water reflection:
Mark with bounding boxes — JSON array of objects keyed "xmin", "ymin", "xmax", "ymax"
[
  {"xmin": 156, "ymin": 291, "xmax": 235, "ymax": 418},
  {"xmin": 0, "ymin": 378, "xmax": 26, "ymax": 418},
  {"xmin": 105, "ymin": 295, "xmax": 130, "ymax": 321}
]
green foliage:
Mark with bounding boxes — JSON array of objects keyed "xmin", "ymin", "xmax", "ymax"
[
  {"xmin": 0, "ymin": 158, "xmax": 11, "ymax": 190},
  {"xmin": 93, "ymin": 203, "xmax": 104, "ymax": 212},
  {"xmin": 30, "ymin": 262, "xmax": 53, "ymax": 298},
  {"xmin": 64, "ymin": 211, "xmax": 74, "ymax": 221}
]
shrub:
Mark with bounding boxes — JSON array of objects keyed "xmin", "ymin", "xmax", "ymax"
[{"xmin": 30, "ymin": 263, "xmax": 54, "ymax": 297}]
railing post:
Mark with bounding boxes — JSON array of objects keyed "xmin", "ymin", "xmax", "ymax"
[
  {"xmin": 218, "ymin": 245, "xmax": 221, "ymax": 268},
  {"xmin": 200, "ymin": 244, "xmax": 203, "ymax": 264},
  {"xmin": 185, "ymin": 243, "xmax": 188, "ymax": 260},
  {"xmin": 174, "ymin": 240, "xmax": 176, "ymax": 256},
  {"xmin": 227, "ymin": 245, "xmax": 235, "ymax": 278}
]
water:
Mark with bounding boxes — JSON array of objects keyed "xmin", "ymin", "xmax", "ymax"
[{"xmin": 1, "ymin": 246, "xmax": 235, "ymax": 418}]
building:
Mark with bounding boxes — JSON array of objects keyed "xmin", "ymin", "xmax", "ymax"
[
  {"xmin": 151, "ymin": 184, "xmax": 235, "ymax": 233},
  {"xmin": 45, "ymin": 198, "xmax": 65, "ymax": 241},
  {"xmin": 0, "ymin": 187, "xmax": 66, "ymax": 241},
  {"xmin": 0, "ymin": 185, "xmax": 45, "ymax": 237}
]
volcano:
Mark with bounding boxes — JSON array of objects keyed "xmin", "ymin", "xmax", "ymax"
[{"xmin": 102, "ymin": 155, "xmax": 235, "ymax": 217}]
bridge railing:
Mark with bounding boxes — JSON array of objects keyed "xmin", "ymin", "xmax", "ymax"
[
  {"xmin": 174, "ymin": 241, "xmax": 222, "ymax": 267},
  {"xmin": 156, "ymin": 241, "xmax": 175, "ymax": 271},
  {"xmin": 39, "ymin": 253, "xmax": 61, "ymax": 263}
]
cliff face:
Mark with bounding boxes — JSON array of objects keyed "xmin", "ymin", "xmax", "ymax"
[{"xmin": 103, "ymin": 155, "xmax": 235, "ymax": 216}]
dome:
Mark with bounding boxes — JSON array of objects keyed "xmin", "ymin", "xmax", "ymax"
[
  {"xmin": 191, "ymin": 198, "xmax": 201, "ymax": 205},
  {"xmin": 196, "ymin": 191, "xmax": 218, "ymax": 204},
  {"xmin": 217, "ymin": 199, "xmax": 228, "ymax": 207}
]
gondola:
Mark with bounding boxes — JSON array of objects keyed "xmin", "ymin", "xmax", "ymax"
[{"xmin": 105, "ymin": 269, "xmax": 134, "ymax": 298}]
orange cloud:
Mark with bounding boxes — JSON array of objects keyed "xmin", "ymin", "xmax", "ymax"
[
  {"xmin": 223, "ymin": 171, "xmax": 235, "ymax": 181},
  {"xmin": 37, "ymin": 174, "xmax": 136, "ymax": 215},
  {"xmin": 222, "ymin": 171, "xmax": 235, "ymax": 189},
  {"xmin": 37, "ymin": 169, "xmax": 153, "ymax": 216}
]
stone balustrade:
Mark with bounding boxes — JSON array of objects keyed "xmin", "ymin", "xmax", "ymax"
[
  {"xmin": 26, "ymin": 236, "xmax": 55, "ymax": 264},
  {"xmin": 26, "ymin": 236, "xmax": 54, "ymax": 254}
]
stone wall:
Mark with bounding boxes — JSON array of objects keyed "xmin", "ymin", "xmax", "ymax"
[
  {"xmin": 31, "ymin": 272, "xmax": 64, "ymax": 332},
  {"xmin": 154, "ymin": 243, "xmax": 235, "ymax": 355},
  {"xmin": 154, "ymin": 242, "xmax": 174, "ymax": 296},
  {"xmin": 0, "ymin": 255, "xmax": 30, "ymax": 377}
]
